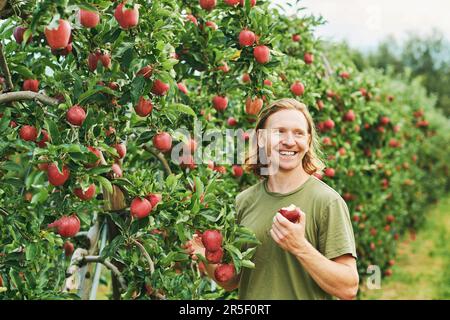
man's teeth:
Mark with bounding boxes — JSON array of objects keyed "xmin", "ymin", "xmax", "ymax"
[{"xmin": 279, "ymin": 151, "xmax": 297, "ymax": 156}]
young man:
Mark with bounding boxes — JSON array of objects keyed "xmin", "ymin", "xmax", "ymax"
[{"xmin": 186, "ymin": 98, "xmax": 358, "ymax": 300}]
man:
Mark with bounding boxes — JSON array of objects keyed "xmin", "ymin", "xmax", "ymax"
[{"xmin": 186, "ymin": 98, "xmax": 358, "ymax": 300}]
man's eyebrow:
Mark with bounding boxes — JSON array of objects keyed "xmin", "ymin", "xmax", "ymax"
[{"xmin": 271, "ymin": 127, "xmax": 306, "ymax": 132}]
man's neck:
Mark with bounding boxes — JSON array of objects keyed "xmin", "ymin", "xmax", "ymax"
[{"xmin": 266, "ymin": 167, "xmax": 311, "ymax": 194}]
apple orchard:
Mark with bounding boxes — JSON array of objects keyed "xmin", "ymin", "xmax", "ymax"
[{"xmin": 0, "ymin": 0, "xmax": 449, "ymax": 299}]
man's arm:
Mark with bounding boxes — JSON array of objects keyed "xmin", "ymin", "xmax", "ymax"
[{"xmin": 270, "ymin": 211, "xmax": 359, "ymax": 300}]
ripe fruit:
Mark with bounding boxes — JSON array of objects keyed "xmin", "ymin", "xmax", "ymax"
[
  {"xmin": 66, "ymin": 105, "xmax": 86, "ymax": 126},
  {"xmin": 184, "ymin": 138, "xmax": 198, "ymax": 153},
  {"xmin": 240, "ymin": 0, "xmax": 256, "ymax": 7},
  {"xmin": 79, "ymin": 9, "xmax": 100, "ymax": 28},
  {"xmin": 225, "ymin": 0, "xmax": 240, "ymax": 5},
  {"xmin": 323, "ymin": 119, "xmax": 335, "ymax": 130},
  {"xmin": 205, "ymin": 21, "xmax": 218, "ymax": 30},
  {"xmin": 227, "ymin": 117, "xmax": 237, "ymax": 126},
  {"xmin": 389, "ymin": 139, "xmax": 400, "ymax": 148},
  {"xmin": 316, "ymin": 100, "xmax": 324, "ymax": 110},
  {"xmin": 380, "ymin": 116, "xmax": 390, "ymax": 126},
  {"xmin": 114, "ymin": 143, "xmax": 127, "ymax": 159},
  {"xmin": 19, "ymin": 125, "xmax": 38, "ymax": 141},
  {"xmin": 13, "ymin": 26, "xmax": 32, "ymax": 44},
  {"xmin": 202, "ymin": 230, "xmax": 222, "ymax": 252},
  {"xmin": 23, "ymin": 79, "xmax": 39, "ymax": 92},
  {"xmin": 130, "ymin": 197, "xmax": 152, "ymax": 219},
  {"xmin": 214, "ymin": 166, "xmax": 226, "ymax": 174},
  {"xmin": 74, "ymin": 184, "xmax": 96, "ymax": 201},
  {"xmin": 263, "ymin": 79, "xmax": 272, "ymax": 86},
  {"xmin": 146, "ymin": 193, "xmax": 162, "ymax": 208},
  {"xmin": 36, "ymin": 129, "xmax": 50, "ymax": 148},
  {"xmin": 45, "ymin": 19, "xmax": 71, "ymax": 50},
  {"xmin": 48, "ymin": 215, "xmax": 80, "ymax": 237},
  {"xmin": 135, "ymin": 96, "xmax": 153, "ymax": 117},
  {"xmin": 386, "ymin": 214, "xmax": 395, "ymax": 223},
  {"xmin": 278, "ymin": 204, "xmax": 301, "ymax": 223},
  {"xmin": 206, "ymin": 248, "xmax": 223, "ymax": 264},
  {"xmin": 304, "ymin": 52, "xmax": 314, "ymax": 64},
  {"xmin": 88, "ymin": 51, "xmax": 111, "ymax": 71},
  {"xmin": 179, "ymin": 154, "xmax": 196, "ymax": 169},
  {"xmin": 340, "ymin": 72, "xmax": 350, "ymax": 79},
  {"xmin": 48, "ymin": 163, "xmax": 70, "ymax": 186},
  {"xmin": 63, "ymin": 241, "xmax": 74, "ymax": 257},
  {"xmin": 239, "ymin": 29, "xmax": 256, "ymax": 47},
  {"xmin": 112, "ymin": 163, "xmax": 123, "ymax": 177},
  {"xmin": 200, "ymin": 0, "xmax": 216, "ymax": 11},
  {"xmin": 343, "ymin": 110, "xmax": 355, "ymax": 122},
  {"xmin": 324, "ymin": 168, "xmax": 335, "ymax": 178},
  {"xmin": 290, "ymin": 81, "xmax": 305, "ymax": 96},
  {"xmin": 114, "ymin": 2, "xmax": 139, "ymax": 29},
  {"xmin": 153, "ymin": 132, "xmax": 172, "ymax": 152},
  {"xmin": 151, "ymin": 79, "xmax": 170, "ymax": 96},
  {"xmin": 177, "ymin": 82, "xmax": 188, "ymax": 95},
  {"xmin": 232, "ymin": 165, "xmax": 244, "ymax": 177},
  {"xmin": 253, "ymin": 45, "xmax": 270, "ymax": 64},
  {"xmin": 322, "ymin": 137, "xmax": 332, "ymax": 146},
  {"xmin": 212, "ymin": 95, "xmax": 228, "ymax": 112},
  {"xmin": 215, "ymin": 264, "xmax": 235, "ymax": 282},
  {"xmin": 292, "ymin": 34, "xmax": 301, "ymax": 42},
  {"xmin": 186, "ymin": 14, "xmax": 198, "ymax": 26},
  {"xmin": 137, "ymin": 65, "xmax": 153, "ymax": 78},
  {"xmin": 245, "ymin": 97, "xmax": 263, "ymax": 115}
]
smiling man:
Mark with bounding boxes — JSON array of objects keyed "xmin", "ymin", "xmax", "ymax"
[{"xmin": 186, "ymin": 98, "xmax": 358, "ymax": 300}]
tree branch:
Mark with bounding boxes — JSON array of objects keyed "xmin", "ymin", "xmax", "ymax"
[
  {"xmin": 143, "ymin": 145, "xmax": 172, "ymax": 176},
  {"xmin": 132, "ymin": 239, "xmax": 155, "ymax": 275},
  {"xmin": 0, "ymin": 91, "xmax": 59, "ymax": 106},
  {"xmin": 320, "ymin": 53, "xmax": 334, "ymax": 78},
  {"xmin": 0, "ymin": 42, "xmax": 13, "ymax": 92},
  {"xmin": 83, "ymin": 255, "xmax": 127, "ymax": 292}
]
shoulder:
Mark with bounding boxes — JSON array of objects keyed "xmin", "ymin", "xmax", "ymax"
[{"xmin": 307, "ymin": 176, "xmax": 345, "ymax": 207}]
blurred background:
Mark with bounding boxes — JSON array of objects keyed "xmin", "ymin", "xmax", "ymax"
[{"xmin": 274, "ymin": 0, "xmax": 450, "ymax": 119}]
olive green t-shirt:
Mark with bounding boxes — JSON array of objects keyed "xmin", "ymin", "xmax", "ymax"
[{"xmin": 235, "ymin": 175, "xmax": 357, "ymax": 300}]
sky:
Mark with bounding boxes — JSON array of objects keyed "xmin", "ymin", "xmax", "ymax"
[{"xmin": 272, "ymin": 0, "xmax": 450, "ymax": 51}]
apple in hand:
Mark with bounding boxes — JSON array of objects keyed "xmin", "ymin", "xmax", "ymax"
[{"xmin": 278, "ymin": 204, "xmax": 301, "ymax": 223}]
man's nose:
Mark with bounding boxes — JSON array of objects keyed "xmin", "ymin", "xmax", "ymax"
[{"xmin": 281, "ymin": 132, "xmax": 296, "ymax": 145}]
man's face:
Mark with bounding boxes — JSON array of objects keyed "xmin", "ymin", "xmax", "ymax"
[{"xmin": 259, "ymin": 109, "xmax": 310, "ymax": 173}]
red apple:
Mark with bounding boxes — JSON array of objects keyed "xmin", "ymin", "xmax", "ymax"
[
  {"xmin": 23, "ymin": 79, "xmax": 39, "ymax": 92},
  {"xmin": 232, "ymin": 165, "xmax": 244, "ymax": 177},
  {"xmin": 199, "ymin": 0, "xmax": 216, "ymax": 11},
  {"xmin": 153, "ymin": 132, "xmax": 172, "ymax": 152},
  {"xmin": 79, "ymin": 9, "xmax": 100, "ymax": 28},
  {"xmin": 212, "ymin": 95, "xmax": 228, "ymax": 112},
  {"xmin": 13, "ymin": 26, "xmax": 32, "ymax": 44},
  {"xmin": 114, "ymin": 2, "xmax": 139, "ymax": 29},
  {"xmin": 66, "ymin": 105, "xmax": 86, "ymax": 126},
  {"xmin": 130, "ymin": 197, "xmax": 152, "ymax": 219},
  {"xmin": 253, "ymin": 45, "xmax": 270, "ymax": 64},
  {"xmin": 239, "ymin": 29, "xmax": 256, "ymax": 47},
  {"xmin": 74, "ymin": 184, "xmax": 96, "ymax": 201},
  {"xmin": 47, "ymin": 163, "xmax": 70, "ymax": 186},
  {"xmin": 278, "ymin": 204, "xmax": 301, "ymax": 223},
  {"xmin": 135, "ymin": 96, "xmax": 153, "ymax": 117},
  {"xmin": 45, "ymin": 19, "xmax": 71, "ymax": 50},
  {"xmin": 304, "ymin": 52, "xmax": 314, "ymax": 64},
  {"xmin": 151, "ymin": 79, "xmax": 170, "ymax": 96},
  {"xmin": 290, "ymin": 81, "xmax": 305, "ymax": 96},
  {"xmin": 19, "ymin": 125, "xmax": 38, "ymax": 141}
]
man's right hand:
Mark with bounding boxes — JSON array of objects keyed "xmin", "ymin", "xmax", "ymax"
[{"xmin": 183, "ymin": 234, "xmax": 205, "ymax": 260}]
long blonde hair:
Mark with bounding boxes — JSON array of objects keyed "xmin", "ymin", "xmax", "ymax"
[{"xmin": 245, "ymin": 98, "xmax": 325, "ymax": 177}]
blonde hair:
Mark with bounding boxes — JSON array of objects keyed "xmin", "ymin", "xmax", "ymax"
[{"xmin": 245, "ymin": 98, "xmax": 325, "ymax": 177}]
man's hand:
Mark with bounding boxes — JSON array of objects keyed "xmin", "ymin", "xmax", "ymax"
[
  {"xmin": 182, "ymin": 234, "xmax": 205, "ymax": 260},
  {"xmin": 270, "ymin": 209, "xmax": 309, "ymax": 256}
]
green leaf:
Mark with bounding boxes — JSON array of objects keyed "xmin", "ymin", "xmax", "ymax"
[
  {"xmin": 241, "ymin": 260, "xmax": 255, "ymax": 269},
  {"xmin": 31, "ymin": 188, "xmax": 48, "ymax": 204},
  {"xmin": 167, "ymin": 104, "xmax": 197, "ymax": 118},
  {"xmin": 14, "ymin": 65, "xmax": 34, "ymax": 79},
  {"xmin": 94, "ymin": 176, "xmax": 113, "ymax": 194},
  {"xmin": 45, "ymin": 119, "xmax": 62, "ymax": 145}
]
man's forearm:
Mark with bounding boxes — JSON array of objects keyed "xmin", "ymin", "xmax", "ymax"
[{"xmin": 294, "ymin": 241, "xmax": 358, "ymax": 300}]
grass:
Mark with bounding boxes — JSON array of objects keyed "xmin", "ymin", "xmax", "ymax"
[{"xmin": 360, "ymin": 195, "xmax": 450, "ymax": 300}]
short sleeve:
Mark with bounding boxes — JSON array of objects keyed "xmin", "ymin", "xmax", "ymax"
[{"xmin": 318, "ymin": 198, "xmax": 357, "ymax": 260}]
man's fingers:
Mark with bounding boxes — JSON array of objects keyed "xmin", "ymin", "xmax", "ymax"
[
  {"xmin": 269, "ymin": 228, "xmax": 280, "ymax": 243},
  {"xmin": 272, "ymin": 223, "xmax": 286, "ymax": 239},
  {"xmin": 274, "ymin": 212, "xmax": 291, "ymax": 227}
]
